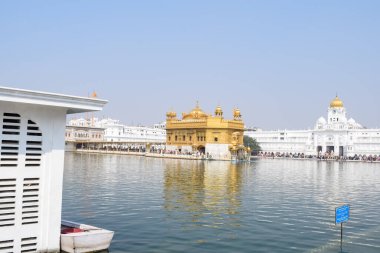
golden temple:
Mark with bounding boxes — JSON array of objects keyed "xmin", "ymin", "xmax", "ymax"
[{"xmin": 165, "ymin": 103, "xmax": 245, "ymax": 159}]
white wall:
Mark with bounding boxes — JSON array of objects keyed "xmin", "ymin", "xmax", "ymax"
[
  {"xmin": 206, "ymin": 144, "xmax": 230, "ymax": 159},
  {"xmin": 165, "ymin": 145, "xmax": 192, "ymax": 153}
]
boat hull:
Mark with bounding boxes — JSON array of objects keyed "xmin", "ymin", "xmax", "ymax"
[{"xmin": 61, "ymin": 221, "xmax": 114, "ymax": 253}]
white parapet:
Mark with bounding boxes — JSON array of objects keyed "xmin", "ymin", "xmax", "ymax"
[
  {"xmin": 205, "ymin": 144, "xmax": 230, "ymax": 160},
  {"xmin": 0, "ymin": 87, "xmax": 106, "ymax": 252}
]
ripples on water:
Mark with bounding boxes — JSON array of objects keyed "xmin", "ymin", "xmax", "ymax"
[{"xmin": 62, "ymin": 153, "xmax": 380, "ymax": 253}]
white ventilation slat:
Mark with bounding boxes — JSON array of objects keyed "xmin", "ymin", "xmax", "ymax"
[
  {"xmin": 0, "ymin": 213, "xmax": 15, "ymax": 220},
  {"xmin": 0, "ymin": 178, "xmax": 16, "ymax": 228},
  {"xmin": 26, "ymin": 129, "xmax": 42, "ymax": 134},
  {"xmin": 0, "ymin": 193, "xmax": 15, "ymax": 199},
  {"xmin": 0, "ymin": 179, "xmax": 16, "ymax": 183},
  {"xmin": 0, "ymin": 144, "xmax": 18, "ymax": 148},
  {"xmin": 23, "ymin": 186, "xmax": 39, "ymax": 191},
  {"xmin": 25, "ymin": 162, "xmax": 40, "ymax": 167},
  {"xmin": 0, "ymin": 152, "xmax": 18, "ymax": 156},
  {"xmin": 0, "ymin": 240, "xmax": 13, "ymax": 246},
  {"xmin": 1, "ymin": 146, "xmax": 18, "ymax": 150},
  {"xmin": 22, "ymin": 206, "xmax": 38, "ymax": 210},
  {"xmin": 25, "ymin": 124, "xmax": 42, "ymax": 167},
  {"xmin": 0, "ymin": 163, "xmax": 17, "ymax": 168},
  {"xmin": 22, "ymin": 194, "xmax": 38, "ymax": 198},
  {"xmin": 23, "ymin": 202, "xmax": 39, "ymax": 207},
  {"xmin": 0, "ymin": 186, "xmax": 16, "ymax": 192},
  {"xmin": 0, "ymin": 157, "xmax": 18, "ymax": 160},
  {"xmin": 21, "ymin": 247, "xmax": 38, "ymax": 253},
  {"xmin": 22, "ymin": 199, "xmax": 38, "ymax": 205},
  {"xmin": 22, "ymin": 213, "xmax": 38, "ymax": 218},
  {"xmin": 1, "ymin": 138, "xmax": 19, "ymax": 143},
  {"xmin": 25, "ymin": 136, "xmax": 42, "ymax": 142},
  {"xmin": 21, "ymin": 178, "xmax": 39, "ymax": 225},
  {"xmin": 0, "ymin": 239, "xmax": 14, "ymax": 253},
  {"xmin": 23, "ymin": 178, "xmax": 39, "ymax": 182},
  {"xmin": 0, "ymin": 202, "xmax": 15, "ymax": 208},
  {"xmin": 0, "ymin": 221, "xmax": 15, "ymax": 227},
  {"xmin": 0, "ymin": 212, "xmax": 15, "ymax": 218},
  {"xmin": 21, "ymin": 237, "xmax": 37, "ymax": 252},
  {"xmin": 1, "ymin": 113, "xmax": 20, "ymax": 168},
  {"xmin": 25, "ymin": 149, "xmax": 41, "ymax": 153},
  {"xmin": 2, "ymin": 122, "xmax": 20, "ymax": 127},
  {"xmin": 22, "ymin": 201, "xmax": 38, "ymax": 205},
  {"xmin": 0, "ymin": 199, "xmax": 15, "ymax": 205}
]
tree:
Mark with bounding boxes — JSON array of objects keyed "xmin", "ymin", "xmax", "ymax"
[{"xmin": 243, "ymin": 135, "xmax": 261, "ymax": 154}]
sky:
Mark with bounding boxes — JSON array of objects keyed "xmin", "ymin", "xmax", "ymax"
[{"xmin": 1, "ymin": 1, "xmax": 379, "ymax": 129}]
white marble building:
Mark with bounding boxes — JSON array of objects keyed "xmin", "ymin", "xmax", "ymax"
[
  {"xmin": 246, "ymin": 96, "xmax": 380, "ymax": 157},
  {"xmin": 67, "ymin": 117, "xmax": 166, "ymax": 144}
]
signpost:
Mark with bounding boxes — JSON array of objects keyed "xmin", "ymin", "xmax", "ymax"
[{"xmin": 335, "ymin": 204, "xmax": 350, "ymax": 250}]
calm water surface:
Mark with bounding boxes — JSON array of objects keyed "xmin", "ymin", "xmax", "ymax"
[{"xmin": 62, "ymin": 153, "xmax": 380, "ymax": 253}]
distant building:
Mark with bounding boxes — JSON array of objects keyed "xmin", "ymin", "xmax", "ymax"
[
  {"xmin": 246, "ymin": 96, "xmax": 380, "ymax": 157},
  {"xmin": 165, "ymin": 103, "xmax": 245, "ymax": 159},
  {"xmin": 153, "ymin": 122, "xmax": 166, "ymax": 130},
  {"xmin": 66, "ymin": 117, "xmax": 166, "ymax": 144},
  {"xmin": 0, "ymin": 87, "xmax": 106, "ymax": 252},
  {"xmin": 65, "ymin": 125, "xmax": 105, "ymax": 151}
]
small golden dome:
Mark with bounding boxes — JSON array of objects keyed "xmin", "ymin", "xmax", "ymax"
[
  {"xmin": 215, "ymin": 105, "xmax": 223, "ymax": 116},
  {"xmin": 330, "ymin": 96, "xmax": 344, "ymax": 108},
  {"xmin": 183, "ymin": 102, "xmax": 208, "ymax": 120},
  {"xmin": 166, "ymin": 111, "xmax": 176, "ymax": 118},
  {"xmin": 91, "ymin": 91, "xmax": 97, "ymax": 98},
  {"xmin": 233, "ymin": 108, "xmax": 241, "ymax": 119}
]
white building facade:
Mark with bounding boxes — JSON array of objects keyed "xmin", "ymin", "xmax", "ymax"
[
  {"xmin": 0, "ymin": 87, "xmax": 106, "ymax": 252},
  {"xmin": 67, "ymin": 118, "xmax": 166, "ymax": 144},
  {"xmin": 246, "ymin": 96, "xmax": 380, "ymax": 157},
  {"xmin": 65, "ymin": 126, "xmax": 104, "ymax": 142}
]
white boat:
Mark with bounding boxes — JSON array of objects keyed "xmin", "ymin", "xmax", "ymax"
[{"xmin": 61, "ymin": 220, "xmax": 114, "ymax": 253}]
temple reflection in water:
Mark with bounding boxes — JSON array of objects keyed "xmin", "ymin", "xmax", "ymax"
[{"xmin": 163, "ymin": 160, "xmax": 247, "ymax": 227}]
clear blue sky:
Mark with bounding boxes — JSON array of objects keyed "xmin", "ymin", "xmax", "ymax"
[{"xmin": 1, "ymin": 1, "xmax": 379, "ymax": 129}]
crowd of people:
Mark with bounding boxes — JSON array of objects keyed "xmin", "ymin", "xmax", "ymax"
[
  {"xmin": 257, "ymin": 151, "xmax": 380, "ymax": 162},
  {"xmin": 149, "ymin": 148, "xmax": 214, "ymax": 159},
  {"xmin": 76, "ymin": 144, "xmax": 146, "ymax": 153}
]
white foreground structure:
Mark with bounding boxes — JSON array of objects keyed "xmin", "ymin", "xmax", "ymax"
[
  {"xmin": 246, "ymin": 96, "xmax": 380, "ymax": 157},
  {"xmin": 0, "ymin": 87, "xmax": 106, "ymax": 252}
]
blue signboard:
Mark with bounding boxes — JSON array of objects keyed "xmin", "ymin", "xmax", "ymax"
[{"xmin": 335, "ymin": 205, "xmax": 350, "ymax": 224}]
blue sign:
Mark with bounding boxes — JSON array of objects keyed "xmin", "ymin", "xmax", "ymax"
[{"xmin": 335, "ymin": 205, "xmax": 350, "ymax": 224}]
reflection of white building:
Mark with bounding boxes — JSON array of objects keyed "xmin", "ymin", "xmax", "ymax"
[
  {"xmin": 246, "ymin": 96, "xmax": 380, "ymax": 157},
  {"xmin": 67, "ymin": 118, "xmax": 166, "ymax": 143}
]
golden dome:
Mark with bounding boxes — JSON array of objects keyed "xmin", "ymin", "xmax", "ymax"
[
  {"xmin": 90, "ymin": 91, "xmax": 97, "ymax": 98},
  {"xmin": 166, "ymin": 111, "xmax": 177, "ymax": 118},
  {"xmin": 215, "ymin": 105, "xmax": 223, "ymax": 116},
  {"xmin": 233, "ymin": 108, "xmax": 241, "ymax": 119},
  {"xmin": 183, "ymin": 102, "xmax": 208, "ymax": 120},
  {"xmin": 330, "ymin": 96, "xmax": 344, "ymax": 108}
]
